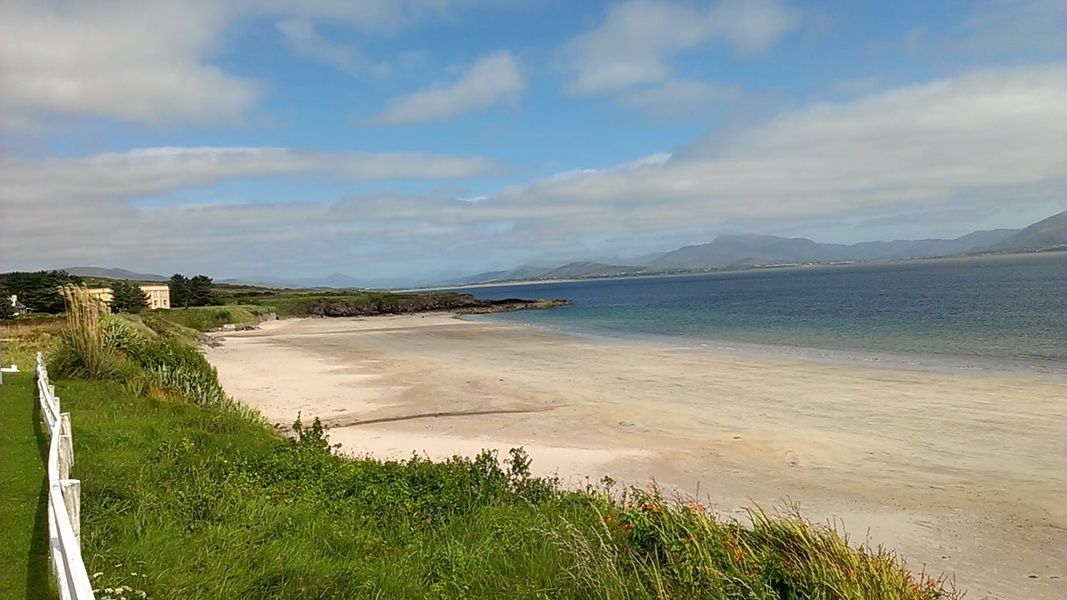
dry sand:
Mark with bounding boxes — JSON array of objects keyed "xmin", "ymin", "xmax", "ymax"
[{"xmin": 205, "ymin": 314, "xmax": 1067, "ymax": 600}]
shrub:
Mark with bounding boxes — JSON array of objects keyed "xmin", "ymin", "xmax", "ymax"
[{"xmin": 0, "ymin": 295, "xmax": 14, "ymax": 320}]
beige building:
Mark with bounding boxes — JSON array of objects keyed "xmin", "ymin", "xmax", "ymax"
[
  {"xmin": 86, "ymin": 284, "xmax": 171, "ymax": 310},
  {"xmin": 141, "ymin": 285, "xmax": 171, "ymax": 309}
]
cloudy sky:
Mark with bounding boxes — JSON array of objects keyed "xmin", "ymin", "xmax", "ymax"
[{"xmin": 1, "ymin": 0, "xmax": 1064, "ymax": 283}]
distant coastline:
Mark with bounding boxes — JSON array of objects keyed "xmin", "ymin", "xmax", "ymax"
[{"xmin": 398, "ymin": 248, "xmax": 1065, "ymax": 293}]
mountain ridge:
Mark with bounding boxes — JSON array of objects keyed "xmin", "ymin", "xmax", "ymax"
[
  {"xmin": 442, "ymin": 209, "xmax": 1066, "ymax": 286},
  {"xmin": 54, "ymin": 210, "xmax": 1066, "ymax": 289}
]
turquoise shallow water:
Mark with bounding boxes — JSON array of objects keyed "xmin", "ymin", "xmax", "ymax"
[{"xmin": 460, "ymin": 253, "xmax": 1067, "ymax": 370}]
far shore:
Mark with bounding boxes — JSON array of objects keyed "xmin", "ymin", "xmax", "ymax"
[
  {"xmin": 204, "ymin": 313, "xmax": 1066, "ymax": 600},
  {"xmin": 395, "ymin": 250, "xmax": 1064, "ymax": 293}
]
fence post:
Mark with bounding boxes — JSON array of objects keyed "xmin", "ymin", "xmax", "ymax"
[
  {"xmin": 61, "ymin": 479, "xmax": 82, "ymax": 544},
  {"xmin": 60, "ymin": 412, "xmax": 74, "ymax": 478}
]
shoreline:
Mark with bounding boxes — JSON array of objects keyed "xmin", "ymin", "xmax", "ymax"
[
  {"xmin": 467, "ymin": 312, "xmax": 1067, "ymax": 377},
  {"xmin": 205, "ymin": 313, "xmax": 1066, "ymax": 600}
]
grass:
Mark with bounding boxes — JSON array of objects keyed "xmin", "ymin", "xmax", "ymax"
[
  {"xmin": 41, "ymin": 285, "xmax": 959, "ymax": 599},
  {"xmin": 0, "ymin": 372, "xmax": 57, "ymax": 600},
  {"xmin": 0, "ymin": 315, "xmax": 65, "ymax": 371},
  {"xmin": 209, "ymin": 281, "xmax": 498, "ymax": 318},
  {"xmin": 222, "ymin": 290, "xmax": 495, "ymax": 318},
  {"xmin": 142, "ymin": 305, "xmax": 270, "ymax": 332},
  {"xmin": 60, "ymin": 377, "xmax": 957, "ymax": 599}
]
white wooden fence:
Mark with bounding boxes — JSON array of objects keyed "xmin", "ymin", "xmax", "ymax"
[{"xmin": 36, "ymin": 352, "xmax": 95, "ymax": 599}]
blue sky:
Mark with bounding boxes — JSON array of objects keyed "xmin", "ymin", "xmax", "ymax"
[{"xmin": 1, "ymin": 0, "xmax": 1064, "ymax": 284}]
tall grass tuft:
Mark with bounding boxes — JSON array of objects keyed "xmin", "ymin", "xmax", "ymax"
[
  {"xmin": 49, "ymin": 288, "xmax": 262, "ymax": 421},
  {"xmin": 51, "ymin": 284, "xmax": 130, "ymax": 379},
  {"xmin": 547, "ymin": 487, "xmax": 958, "ymax": 599}
]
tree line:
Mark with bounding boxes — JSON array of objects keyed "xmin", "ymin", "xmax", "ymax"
[
  {"xmin": 0, "ymin": 270, "xmax": 217, "ymax": 319},
  {"xmin": 0, "ymin": 270, "xmax": 82, "ymax": 315}
]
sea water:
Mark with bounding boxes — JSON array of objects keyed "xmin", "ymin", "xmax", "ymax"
[{"xmin": 462, "ymin": 253, "xmax": 1066, "ymax": 373}]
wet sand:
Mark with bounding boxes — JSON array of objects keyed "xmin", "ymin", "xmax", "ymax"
[{"xmin": 205, "ymin": 314, "xmax": 1067, "ymax": 600}]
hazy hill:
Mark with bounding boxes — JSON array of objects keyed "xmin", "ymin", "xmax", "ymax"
[
  {"xmin": 61, "ymin": 211, "xmax": 1065, "ymax": 290},
  {"xmin": 435, "ymin": 265, "xmax": 554, "ymax": 286},
  {"xmin": 220, "ymin": 272, "xmax": 423, "ymax": 289},
  {"xmin": 436, "ymin": 262, "xmax": 655, "ymax": 286},
  {"xmin": 539, "ymin": 262, "xmax": 652, "ymax": 279},
  {"xmin": 844, "ymin": 229, "xmax": 1021, "ymax": 261},
  {"xmin": 64, "ymin": 266, "xmax": 168, "ymax": 281},
  {"xmin": 648, "ymin": 227, "xmax": 1025, "ymax": 270},
  {"xmin": 984, "ymin": 210, "xmax": 1067, "ymax": 251},
  {"xmin": 650, "ymin": 234, "xmax": 847, "ymax": 269}
]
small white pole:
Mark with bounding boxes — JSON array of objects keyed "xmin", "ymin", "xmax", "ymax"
[
  {"xmin": 60, "ymin": 479, "xmax": 82, "ymax": 544},
  {"xmin": 60, "ymin": 413, "xmax": 74, "ymax": 476}
]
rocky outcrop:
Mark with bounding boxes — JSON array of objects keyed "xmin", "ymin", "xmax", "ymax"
[
  {"xmin": 301, "ymin": 293, "xmax": 568, "ymax": 318},
  {"xmin": 455, "ymin": 298, "xmax": 570, "ymax": 314}
]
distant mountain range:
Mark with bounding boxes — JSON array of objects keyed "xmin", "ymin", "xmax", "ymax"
[
  {"xmin": 440, "ymin": 210, "xmax": 1067, "ymax": 286},
  {"xmin": 60, "ymin": 268, "xmax": 411, "ymax": 290},
  {"xmin": 64, "ymin": 266, "xmax": 169, "ymax": 281},
  {"xmin": 647, "ymin": 228, "xmax": 1020, "ymax": 270},
  {"xmin": 215, "ymin": 273, "xmax": 420, "ymax": 289},
  {"xmin": 58, "ymin": 210, "xmax": 1066, "ymax": 290},
  {"xmin": 983, "ymin": 209, "xmax": 1067, "ymax": 252}
]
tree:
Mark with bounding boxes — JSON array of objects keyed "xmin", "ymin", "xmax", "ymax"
[
  {"xmin": 187, "ymin": 275, "xmax": 215, "ymax": 306},
  {"xmin": 0, "ymin": 295, "xmax": 14, "ymax": 320},
  {"xmin": 169, "ymin": 273, "xmax": 189, "ymax": 308},
  {"xmin": 110, "ymin": 280, "xmax": 149, "ymax": 313},
  {"xmin": 0, "ymin": 270, "xmax": 81, "ymax": 313}
]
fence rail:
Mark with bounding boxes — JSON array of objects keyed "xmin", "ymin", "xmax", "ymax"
[{"xmin": 36, "ymin": 352, "xmax": 95, "ymax": 600}]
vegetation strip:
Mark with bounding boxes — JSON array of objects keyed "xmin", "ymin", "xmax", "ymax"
[{"xmin": 0, "ymin": 372, "xmax": 57, "ymax": 600}]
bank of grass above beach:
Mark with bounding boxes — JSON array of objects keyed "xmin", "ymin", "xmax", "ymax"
[
  {"xmin": 28, "ymin": 286, "xmax": 959, "ymax": 599},
  {"xmin": 66, "ymin": 376, "xmax": 956, "ymax": 599}
]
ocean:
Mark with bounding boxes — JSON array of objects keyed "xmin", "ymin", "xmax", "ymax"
[{"xmin": 461, "ymin": 253, "xmax": 1067, "ymax": 372}]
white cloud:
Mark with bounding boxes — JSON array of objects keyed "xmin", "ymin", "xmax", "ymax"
[
  {"xmin": 1, "ymin": 65, "xmax": 1063, "ymax": 277},
  {"xmin": 565, "ymin": 0, "xmax": 799, "ymax": 94},
  {"xmin": 494, "ymin": 64, "xmax": 1067, "ymax": 233},
  {"xmin": 0, "ymin": 2, "xmax": 260, "ymax": 128},
  {"xmin": 5, "ymin": 145, "xmax": 493, "ymax": 196},
  {"xmin": 373, "ymin": 51, "xmax": 524, "ymax": 124},
  {"xmin": 618, "ymin": 80, "xmax": 743, "ymax": 118},
  {"xmin": 276, "ymin": 17, "xmax": 388, "ymax": 74},
  {"xmin": 0, "ymin": 0, "xmax": 501, "ymax": 129},
  {"xmin": 947, "ymin": 0, "xmax": 1066, "ymax": 55}
]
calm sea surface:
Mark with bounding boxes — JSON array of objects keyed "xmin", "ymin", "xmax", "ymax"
[{"xmin": 460, "ymin": 253, "xmax": 1067, "ymax": 371}]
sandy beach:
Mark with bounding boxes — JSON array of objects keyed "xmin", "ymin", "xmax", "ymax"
[{"xmin": 205, "ymin": 314, "xmax": 1066, "ymax": 600}]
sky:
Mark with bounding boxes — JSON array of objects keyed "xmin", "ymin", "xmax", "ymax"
[{"xmin": 0, "ymin": 0, "xmax": 1064, "ymax": 284}]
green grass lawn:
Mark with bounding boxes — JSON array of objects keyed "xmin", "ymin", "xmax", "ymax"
[
  {"xmin": 142, "ymin": 305, "xmax": 270, "ymax": 332},
  {"xmin": 0, "ymin": 372, "xmax": 56, "ymax": 600}
]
